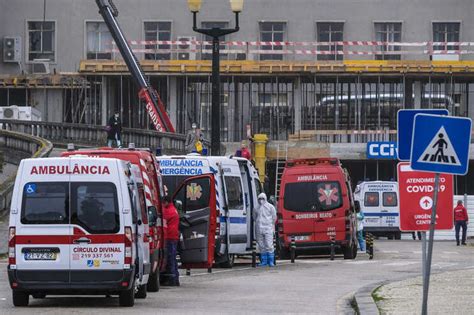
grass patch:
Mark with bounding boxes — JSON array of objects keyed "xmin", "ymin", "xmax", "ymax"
[
  {"xmin": 0, "ymin": 253, "xmax": 8, "ymax": 260},
  {"xmin": 372, "ymin": 285, "xmax": 385, "ymax": 303}
]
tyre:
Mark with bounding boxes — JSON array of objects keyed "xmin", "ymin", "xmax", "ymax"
[
  {"xmin": 147, "ymin": 270, "xmax": 160, "ymax": 292},
  {"xmin": 12, "ymin": 291, "xmax": 29, "ymax": 307},
  {"xmin": 388, "ymin": 234, "xmax": 394, "ymax": 240},
  {"xmin": 219, "ymin": 253, "xmax": 235, "ymax": 268},
  {"xmin": 135, "ymin": 284, "xmax": 147, "ymax": 299},
  {"xmin": 278, "ymin": 245, "xmax": 291, "ymax": 260},
  {"xmin": 394, "ymin": 232, "xmax": 402, "ymax": 240},
  {"xmin": 119, "ymin": 280, "xmax": 135, "ymax": 307},
  {"xmin": 32, "ymin": 293, "xmax": 46, "ymax": 299},
  {"xmin": 343, "ymin": 241, "xmax": 356, "ymax": 260}
]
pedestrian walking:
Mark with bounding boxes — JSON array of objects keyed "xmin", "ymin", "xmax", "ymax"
[
  {"xmin": 355, "ymin": 201, "xmax": 365, "ymax": 251},
  {"xmin": 253, "ymin": 193, "xmax": 277, "ymax": 267},
  {"xmin": 106, "ymin": 111, "xmax": 122, "ymax": 148},
  {"xmin": 454, "ymin": 200, "xmax": 469, "ymax": 246},
  {"xmin": 161, "ymin": 196, "xmax": 180, "ymax": 286},
  {"xmin": 412, "ymin": 232, "xmax": 422, "ymax": 240}
]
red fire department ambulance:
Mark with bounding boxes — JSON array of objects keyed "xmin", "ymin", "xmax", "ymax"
[
  {"xmin": 61, "ymin": 145, "xmax": 165, "ymax": 292},
  {"xmin": 277, "ymin": 158, "xmax": 358, "ymax": 259},
  {"xmin": 8, "ymin": 156, "xmax": 150, "ymax": 306}
]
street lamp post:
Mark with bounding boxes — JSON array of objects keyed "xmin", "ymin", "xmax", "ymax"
[{"xmin": 188, "ymin": 0, "xmax": 243, "ymax": 156}]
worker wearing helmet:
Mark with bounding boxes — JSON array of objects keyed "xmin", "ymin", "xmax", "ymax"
[{"xmin": 253, "ymin": 193, "xmax": 277, "ymax": 267}]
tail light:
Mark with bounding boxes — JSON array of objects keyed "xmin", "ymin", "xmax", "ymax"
[
  {"xmin": 215, "ymin": 210, "xmax": 221, "ymax": 235},
  {"xmin": 124, "ymin": 227, "xmax": 133, "ymax": 268},
  {"xmin": 277, "ymin": 213, "xmax": 284, "ymax": 233},
  {"xmin": 8, "ymin": 227, "xmax": 16, "ymax": 265}
]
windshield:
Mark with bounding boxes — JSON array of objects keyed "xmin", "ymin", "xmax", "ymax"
[{"xmin": 283, "ymin": 181, "xmax": 343, "ymax": 212}]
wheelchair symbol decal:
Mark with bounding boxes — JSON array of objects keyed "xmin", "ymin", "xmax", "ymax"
[{"xmin": 25, "ymin": 184, "xmax": 37, "ymax": 194}]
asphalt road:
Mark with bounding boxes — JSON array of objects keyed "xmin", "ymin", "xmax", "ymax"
[{"xmin": 0, "ymin": 240, "xmax": 472, "ymax": 314}]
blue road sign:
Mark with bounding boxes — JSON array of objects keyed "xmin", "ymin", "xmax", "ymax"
[
  {"xmin": 367, "ymin": 141, "xmax": 397, "ymax": 159},
  {"xmin": 410, "ymin": 114, "xmax": 472, "ymax": 175},
  {"xmin": 397, "ymin": 109, "xmax": 449, "ymax": 161}
]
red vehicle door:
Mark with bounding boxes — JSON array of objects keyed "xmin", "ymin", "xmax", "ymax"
[{"xmin": 172, "ymin": 174, "xmax": 217, "ymax": 269}]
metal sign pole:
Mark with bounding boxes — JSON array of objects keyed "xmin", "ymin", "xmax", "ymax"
[
  {"xmin": 421, "ymin": 231, "xmax": 426, "ymax": 281},
  {"xmin": 421, "ymin": 172, "xmax": 440, "ymax": 315}
]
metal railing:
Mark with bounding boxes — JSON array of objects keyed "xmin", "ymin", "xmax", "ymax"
[
  {"xmin": 0, "ymin": 120, "xmax": 187, "ymax": 154},
  {"xmin": 0, "ymin": 130, "xmax": 53, "ymax": 212}
]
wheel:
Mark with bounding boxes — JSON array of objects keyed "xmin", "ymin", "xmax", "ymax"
[
  {"xmin": 12, "ymin": 291, "xmax": 29, "ymax": 307},
  {"xmin": 394, "ymin": 232, "xmax": 402, "ymax": 240},
  {"xmin": 219, "ymin": 253, "xmax": 235, "ymax": 268},
  {"xmin": 135, "ymin": 284, "xmax": 147, "ymax": 299},
  {"xmin": 278, "ymin": 245, "xmax": 291, "ymax": 260},
  {"xmin": 388, "ymin": 234, "xmax": 394, "ymax": 240},
  {"xmin": 32, "ymin": 293, "xmax": 46, "ymax": 299},
  {"xmin": 147, "ymin": 270, "xmax": 160, "ymax": 292},
  {"xmin": 119, "ymin": 280, "xmax": 135, "ymax": 307},
  {"xmin": 343, "ymin": 241, "xmax": 357, "ymax": 260}
]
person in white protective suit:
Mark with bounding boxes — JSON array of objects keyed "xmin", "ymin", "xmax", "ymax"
[{"xmin": 253, "ymin": 193, "xmax": 277, "ymax": 267}]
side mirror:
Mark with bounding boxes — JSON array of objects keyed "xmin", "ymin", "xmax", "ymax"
[
  {"xmin": 354, "ymin": 200, "xmax": 361, "ymax": 213},
  {"xmin": 148, "ymin": 206, "xmax": 158, "ymax": 226}
]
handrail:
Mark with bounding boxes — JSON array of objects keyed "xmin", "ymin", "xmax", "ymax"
[
  {"xmin": 0, "ymin": 129, "xmax": 53, "ymax": 212},
  {"xmin": 0, "ymin": 119, "xmax": 187, "ymax": 154}
]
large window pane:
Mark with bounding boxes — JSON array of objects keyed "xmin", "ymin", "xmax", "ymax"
[
  {"xmin": 144, "ymin": 21, "xmax": 172, "ymax": 60},
  {"xmin": 86, "ymin": 22, "xmax": 112, "ymax": 60},
  {"xmin": 374, "ymin": 22, "xmax": 401, "ymax": 60},
  {"xmin": 21, "ymin": 182, "xmax": 68, "ymax": 225},
  {"xmin": 260, "ymin": 22, "xmax": 286, "ymax": 61},
  {"xmin": 433, "ymin": 22, "xmax": 460, "ymax": 51},
  {"xmin": 317, "ymin": 22, "xmax": 344, "ymax": 61},
  {"xmin": 28, "ymin": 21, "xmax": 55, "ymax": 61}
]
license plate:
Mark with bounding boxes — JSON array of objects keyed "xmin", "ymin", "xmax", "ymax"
[
  {"xmin": 24, "ymin": 250, "xmax": 57, "ymax": 261},
  {"xmin": 294, "ymin": 235, "xmax": 309, "ymax": 241}
]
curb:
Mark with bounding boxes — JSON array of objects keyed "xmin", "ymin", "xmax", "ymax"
[
  {"xmin": 351, "ymin": 265, "xmax": 474, "ymax": 314},
  {"xmin": 353, "ymin": 281, "xmax": 388, "ymax": 315}
]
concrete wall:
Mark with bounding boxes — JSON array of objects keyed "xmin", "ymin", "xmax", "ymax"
[{"xmin": 1, "ymin": 0, "xmax": 474, "ymax": 74}]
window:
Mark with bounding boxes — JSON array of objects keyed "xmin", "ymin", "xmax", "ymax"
[
  {"xmin": 201, "ymin": 22, "xmax": 229, "ymax": 60},
  {"xmin": 86, "ymin": 22, "xmax": 112, "ymax": 60},
  {"xmin": 317, "ymin": 22, "xmax": 344, "ymax": 60},
  {"xmin": 364, "ymin": 192, "xmax": 379, "ymax": 207},
  {"xmin": 254, "ymin": 178, "xmax": 263, "ymax": 196},
  {"xmin": 383, "ymin": 192, "xmax": 398, "ymax": 207},
  {"xmin": 374, "ymin": 22, "xmax": 401, "ymax": 60},
  {"xmin": 260, "ymin": 22, "xmax": 286, "ymax": 60},
  {"xmin": 224, "ymin": 176, "xmax": 244, "ymax": 210},
  {"xmin": 144, "ymin": 21, "xmax": 172, "ymax": 60},
  {"xmin": 283, "ymin": 182, "xmax": 342, "ymax": 212},
  {"xmin": 21, "ymin": 182, "xmax": 68, "ymax": 224},
  {"xmin": 182, "ymin": 178, "xmax": 211, "ymax": 212},
  {"xmin": 27, "ymin": 21, "xmax": 55, "ymax": 61},
  {"xmin": 433, "ymin": 22, "xmax": 460, "ymax": 51},
  {"xmin": 72, "ymin": 182, "xmax": 119, "ymax": 234}
]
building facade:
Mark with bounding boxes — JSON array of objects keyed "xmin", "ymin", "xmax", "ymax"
[{"xmin": 2, "ymin": 0, "xmax": 474, "ymax": 192}]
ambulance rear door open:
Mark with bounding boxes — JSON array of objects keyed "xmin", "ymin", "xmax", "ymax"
[{"xmin": 172, "ymin": 174, "xmax": 217, "ymax": 269}]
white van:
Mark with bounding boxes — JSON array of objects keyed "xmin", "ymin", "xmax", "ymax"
[
  {"xmin": 157, "ymin": 155, "xmax": 262, "ymax": 268},
  {"xmin": 354, "ymin": 181, "xmax": 401, "ymax": 239},
  {"xmin": 8, "ymin": 156, "xmax": 150, "ymax": 307}
]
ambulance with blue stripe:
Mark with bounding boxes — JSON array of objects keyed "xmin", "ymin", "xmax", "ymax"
[
  {"xmin": 157, "ymin": 154, "xmax": 262, "ymax": 268},
  {"xmin": 354, "ymin": 181, "xmax": 401, "ymax": 239}
]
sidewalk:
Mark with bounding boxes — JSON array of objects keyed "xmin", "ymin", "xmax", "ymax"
[{"xmin": 374, "ymin": 266, "xmax": 474, "ymax": 314}]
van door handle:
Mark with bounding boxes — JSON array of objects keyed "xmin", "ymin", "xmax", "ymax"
[{"xmin": 73, "ymin": 237, "xmax": 91, "ymax": 244}]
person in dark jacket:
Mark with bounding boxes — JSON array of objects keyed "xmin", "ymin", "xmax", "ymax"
[
  {"xmin": 107, "ymin": 111, "xmax": 122, "ymax": 148},
  {"xmin": 454, "ymin": 200, "xmax": 469, "ymax": 246},
  {"xmin": 162, "ymin": 196, "xmax": 180, "ymax": 286}
]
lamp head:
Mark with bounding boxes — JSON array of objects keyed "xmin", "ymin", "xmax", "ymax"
[
  {"xmin": 229, "ymin": 0, "xmax": 243, "ymax": 13},
  {"xmin": 187, "ymin": 0, "xmax": 202, "ymax": 13}
]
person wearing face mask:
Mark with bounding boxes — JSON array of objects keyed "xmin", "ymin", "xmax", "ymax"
[
  {"xmin": 107, "ymin": 111, "xmax": 122, "ymax": 148},
  {"xmin": 253, "ymin": 193, "xmax": 277, "ymax": 267},
  {"xmin": 185, "ymin": 122, "xmax": 204, "ymax": 154}
]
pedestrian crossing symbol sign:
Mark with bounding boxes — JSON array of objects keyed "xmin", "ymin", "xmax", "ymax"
[{"xmin": 410, "ymin": 114, "xmax": 472, "ymax": 175}]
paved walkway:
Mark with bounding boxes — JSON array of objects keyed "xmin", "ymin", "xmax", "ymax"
[{"xmin": 375, "ymin": 263, "xmax": 474, "ymax": 314}]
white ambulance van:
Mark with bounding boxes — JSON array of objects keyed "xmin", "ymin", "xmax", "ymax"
[
  {"xmin": 8, "ymin": 156, "xmax": 150, "ymax": 307},
  {"xmin": 157, "ymin": 154, "xmax": 262, "ymax": 268},
  {"xmin": 354, "ymin": 181, "xmax": 401, "ymax": 239}
]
